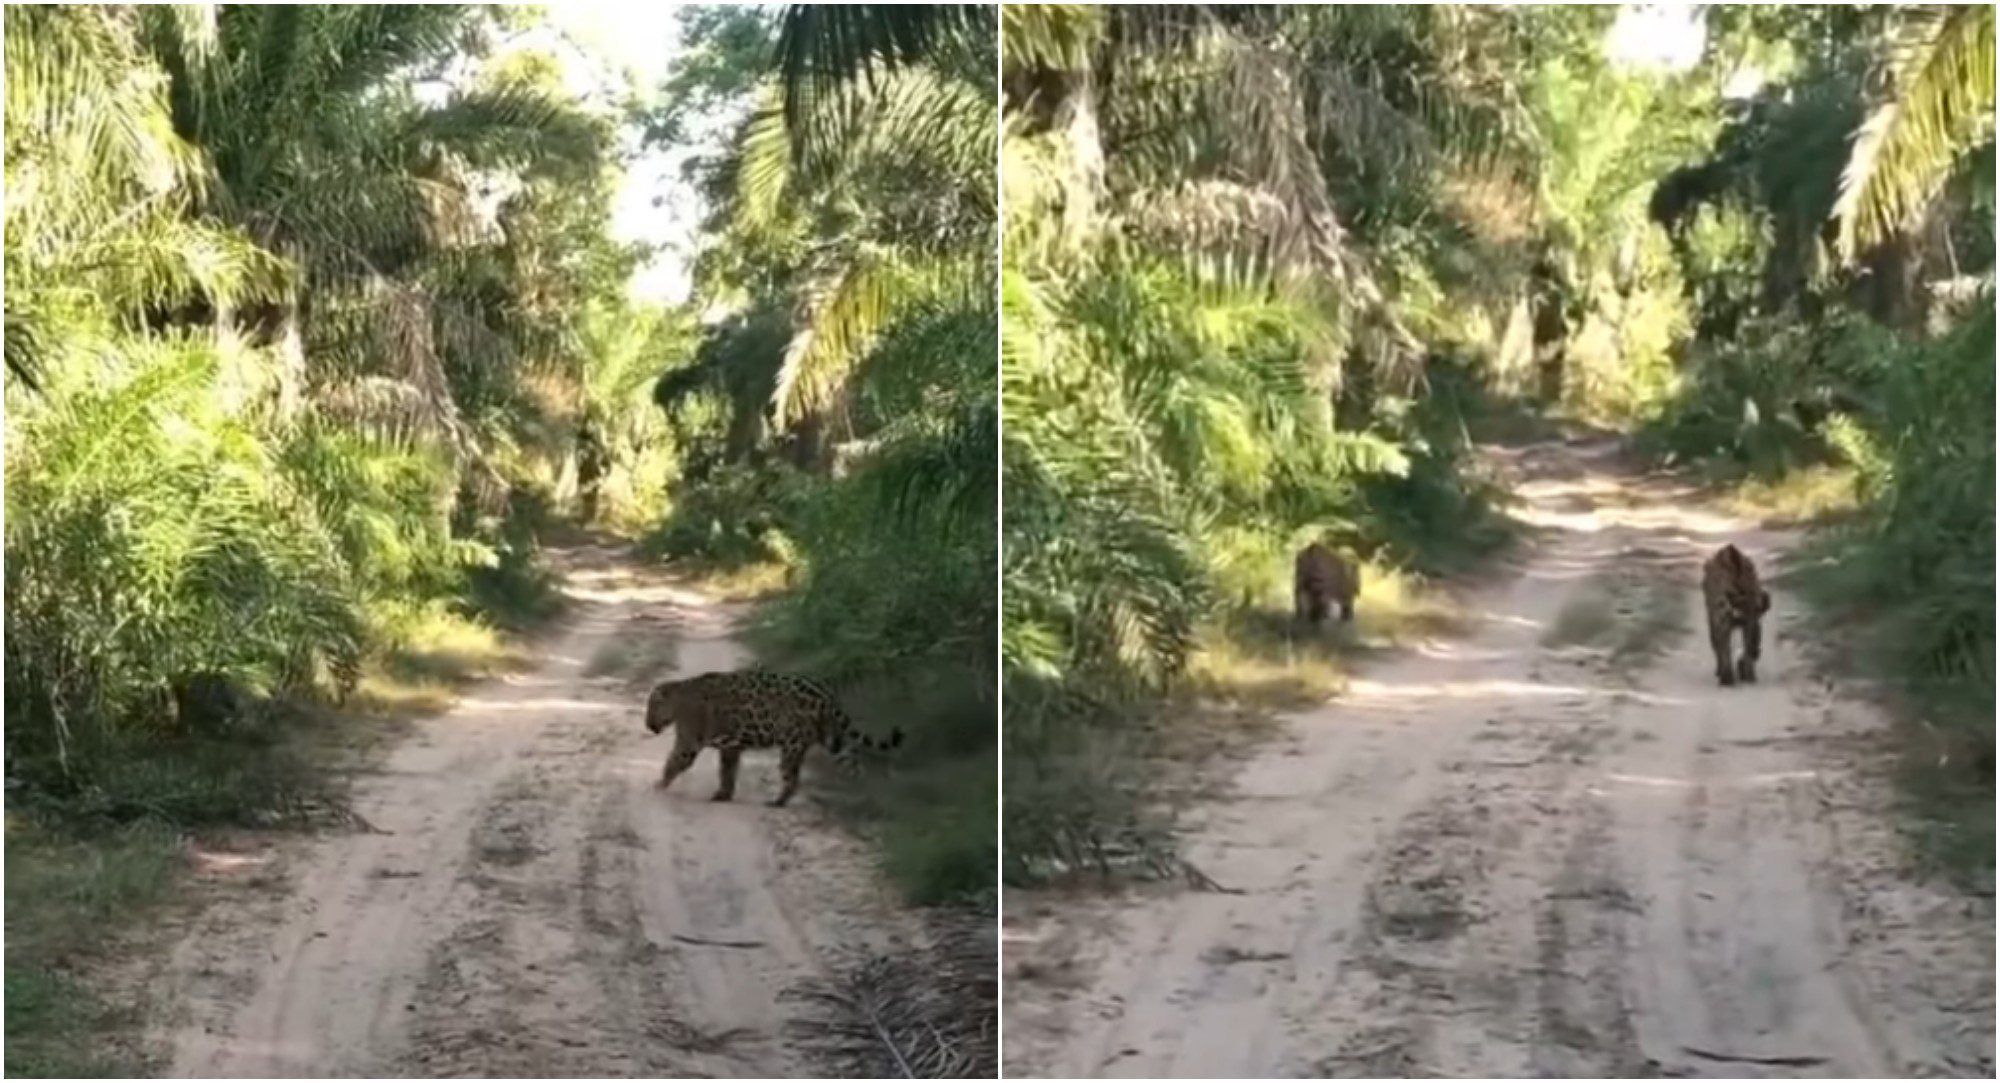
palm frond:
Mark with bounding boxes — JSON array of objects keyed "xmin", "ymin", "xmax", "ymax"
[
  {"xmin": 773, "ymin": 249, "xmax": 906, "ymax": 428},
  {"xmin": 773, "ymin": 249, "xmax": 988, "ymax": 428},
  {"xmin": 404, "ymin": 83, "xmax": 604, "ymax": 174},
  {"xmin": 773, "ymin": 4, "xmax": 995, "ymax": 168},
  {"xmin": 1835, "ymin": 5, "xmax": 1997, "ymax": 261},
  {"xmin": 860, "ymin": 393, "xmax": 998, "ymax": 542},
  {"xmin": 4, "ymin": 5, "xmax": 201, "ymax": 199},
  {"xmin": 1000, "ymin": 4, "xmax": 1103, "ymax": 72},
  {"xmin": 732, "ymin": 92, "xmax": 795, "ymax": 238}
]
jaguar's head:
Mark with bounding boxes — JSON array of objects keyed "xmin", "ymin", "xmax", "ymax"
[{"xmin": 644, "ymin": 680, "xmax": 681, "ymax": 734}]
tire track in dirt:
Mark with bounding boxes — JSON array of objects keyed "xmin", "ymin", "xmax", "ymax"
[
  {"xmin": 1002, "ymin": 438, "xmax": 1993, "ymax": 1078},
  {"xmin": 158, "ymin": 544, "xmax": 921, "ymax": 1077}
]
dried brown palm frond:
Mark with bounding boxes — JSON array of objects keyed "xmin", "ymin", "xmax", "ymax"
[{"xmin": 782, "ymin": 908, "xmax": 996, "ymax": 1078}]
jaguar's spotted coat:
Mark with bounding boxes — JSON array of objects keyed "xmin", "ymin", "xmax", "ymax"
[
  {"xmin": 1295, "ymin": 542, "xmax": 1360, "ymax": 627},
  {"xmin": 1702, "ymin": 543, "xmax": 1771, "ymax": 687},
  {"xmin": 643, "ymin": 669, "xmax": 902, "ymax": 806}
]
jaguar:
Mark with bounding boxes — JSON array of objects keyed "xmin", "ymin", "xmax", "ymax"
[
  {"xmin": 1295, "ymin": 542, "xmax": 1360, "ymax": 627},
  {"xmin": 643, "ymin": 669, "xmax": 903, "ymax": 806},
  {"xmin": 1702, "ymin": 543, "xmax": 1770, "ymax": 687}
]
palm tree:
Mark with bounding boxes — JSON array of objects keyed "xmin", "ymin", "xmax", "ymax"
[
  {"xmin": 745, "ymin": 5, "xmax": 997, "ymax": 443},
  {"xmin": 998, "ymin": 5, "xmax": 1556, "ymax": 685},
  {"xmin": 2, "ymin": 5, "xmax": 278, "ymax": 391},
  {"xmin": 771, "ymin": 4, "xmax": 994, "ymax": 158},
  {"xmin": 139, "ymin": 5, "xmax": 601, "ymax": 419},
  {"xmin": 1834, "ymin": 5, "xmax": 1996, "ymax": 262}
]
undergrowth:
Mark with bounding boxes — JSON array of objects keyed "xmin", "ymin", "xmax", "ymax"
[
  {"xmin": 1188, "ymin": 560, "xmax": 1466, "ymax": 709},
  {"xmin": 744, "ymin": 480, "xmax": 997, "ymax": 909},
  {"xmin": 4, "ymin": 819, "xmax": 183, "ymax": 1077},
  {"xmin": 1000, "ymin": 682, "xmax": 1180, "ymax": 886},
  {"xmin": 2, "ymin": 561, "xmax": 556, "ymax": 1079},
  {"xmin": 1718, "ymin": 463, "xmax": 1865, "ymax": 527},
  {"xmin": 1781, "ymin": 309, "xmax": 1995, "ymax": 886}
]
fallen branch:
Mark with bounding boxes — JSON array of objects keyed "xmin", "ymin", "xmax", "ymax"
[
  {"xmin": 1682, "ymin": 1044, "xmax": 1829, "ymax": 1068},
  {"xmin": 672, "ymin": 933, "xmax": 766, "ymax": 949},
  {"xmin": 1180, "ymin": 859, "xmax": 1246, "ymax": 895}
]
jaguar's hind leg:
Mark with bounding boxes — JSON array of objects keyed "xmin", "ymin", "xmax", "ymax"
[
  {"xmin": 713, "ymin": 746, "xmax": 740, "ymax": 801},
  {"xmin": 1709, "ymin": 618, "xmax": 1737, "ymax": 686},
  {"xmin": 770, "ymin": 743, "xmax": 806, "ymax": 807},
  {"xmin": 1737, "ymin": 618, "xmax": 1761, "ymax": 684}
]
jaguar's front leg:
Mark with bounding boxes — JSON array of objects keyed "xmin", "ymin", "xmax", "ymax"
[{"xmin": 658, "ymin": 740, "xmax": 699, "ymax": 791}]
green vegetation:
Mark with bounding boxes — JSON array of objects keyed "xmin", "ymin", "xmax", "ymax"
[
  {"xmin": 4, "ymin": 3, "xmax": 997, "ymax": 1073},
  {"xmin": 1785, "ymin": 307, "xmax": 1996, "ymax": 882},
  {"xmin": 1645, "ymin": 5, "xmax": 1995, "ymax": 880},
  {"xmin": 998, "ymin": 5, "xmax": 1995, "ymax": 887},
  {"xmin": 1000, "ymin": 5, "xmax": 1584, "ymax": 885},
  {"xmin": 3, "ymin": 5, "xmax": 682, "ymax": 1070},
  {"xmin": 4, "ymin": 822, "xmax": 182, "ymax": 1076},
  {"xmin": 4, "ymin": 4, "xmax": 669, "ymax": 800},
  {"xmin": 638, "ymin": 5, "xmax": 997, "ymax": 908}
]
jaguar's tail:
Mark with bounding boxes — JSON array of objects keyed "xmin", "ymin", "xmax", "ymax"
[{"xmin": 827, "ymin": 702, "xmax": 903, "ymax": 755}]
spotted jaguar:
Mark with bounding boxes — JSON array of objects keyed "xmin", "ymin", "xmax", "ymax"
[
  {"xmin": 1702, "ymin": 543, "xmax": 1771, "ymax": 687},
  {"xmin": 643, "ymin": 669, "xmax": 902, "ymax": 806},
  {"xmin": 1295, "ymin": 542, "xmax": 1360, "ymax": 627}
]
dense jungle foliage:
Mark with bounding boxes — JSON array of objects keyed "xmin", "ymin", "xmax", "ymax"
[
  {"xmin": 995, "ymin": 4, "xmax": 1995, "ymax": 885},
  {"xmin": 3, "ymin": 6, "xmax": 690, "ymax": 1068},
  {"xmin": 2, "ymin": 6, "xmax": 996, "ymax": 1071},
  {"xmin": 3, "ymin": 4, "xmax": 668, "ymax": 819},
  {"xmin": 642, "ymin": 4, "xmax": 998, "ymax": 906},
  {"xmin": 4, "ymin": 1, "xmax": 998, "ymax": 899}
]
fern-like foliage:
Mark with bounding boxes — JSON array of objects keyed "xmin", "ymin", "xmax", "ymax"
[{"xmin": 1834, "ymin": 5, "xmax": 1996, "ymax": 261}]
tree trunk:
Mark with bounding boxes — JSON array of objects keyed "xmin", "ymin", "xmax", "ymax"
[
  {"xmin": 273, "ymin": 295, "xmax": 305, "ymax": 420},
  {"xmin": 1054, "ymin": 68, "xmax": 1105, "ymax": 242},
  {"xmin": 1854, "ymin": 234, "xmax": 1926, "ymax": 332},
  {"xmin": 1492, "ymin": 294, "xmax": 1536, "ymax": 399},
  {"xmin": 1010, "ymin": 53, "xmax": 1105, "ymax": 244},
  {"xmin": 233, "ymin": 235, "xmax": 308, "ymax": 419},
  {"xmin": 725, "ymin": 401, "xmax": 768, "ymax": 464},
  {"xmin": 1531, "ymin": 261, "xmax": 1569, "ymax": 405}
]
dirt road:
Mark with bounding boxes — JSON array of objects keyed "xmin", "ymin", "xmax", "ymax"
[
  {"xmin": 1003, "ymin": 438, "xmax": 1995, "ymax": 1078},
  {"xmin": 156, "ymin": 544, "xmax": 918, "ymax": 1077}
]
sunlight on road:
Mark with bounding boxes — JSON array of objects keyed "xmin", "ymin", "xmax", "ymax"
[
  {"xmin": 1595, "ymin": 769, "xmax": 1820, "ymax": 792},
  {"xmin": 187, "ymin": 845, "xmax": 273, "ymax": 877},
  {"xmin": 450, "ymin": 696, "xmax": 616, "ymax": 715},
  {"xmin": 1338, "ymin": 676, "xmax": 1692, "ymax": 710}
]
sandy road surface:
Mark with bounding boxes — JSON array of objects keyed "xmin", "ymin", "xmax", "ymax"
[
  {"xmin": 157, "ymin": 544, "xmax": 916, "ymax": 1077},
  {"xmin": 1004, "ymin": 438, "xmax": 1994, "ymax": 1079}
]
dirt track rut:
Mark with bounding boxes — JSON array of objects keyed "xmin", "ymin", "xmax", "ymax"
[
  {"xmin": 1003, "ymin": 438, "xmax": 1994, "ymax": 1079},
  {"xmin": 158, "ymin": 546, "xmax": 914, "ymax": 1077}
]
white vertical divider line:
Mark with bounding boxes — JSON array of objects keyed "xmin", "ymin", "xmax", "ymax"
[{"xmin": 990, "ymin": 3, "xmax": 1008, "ymax": 1076}]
